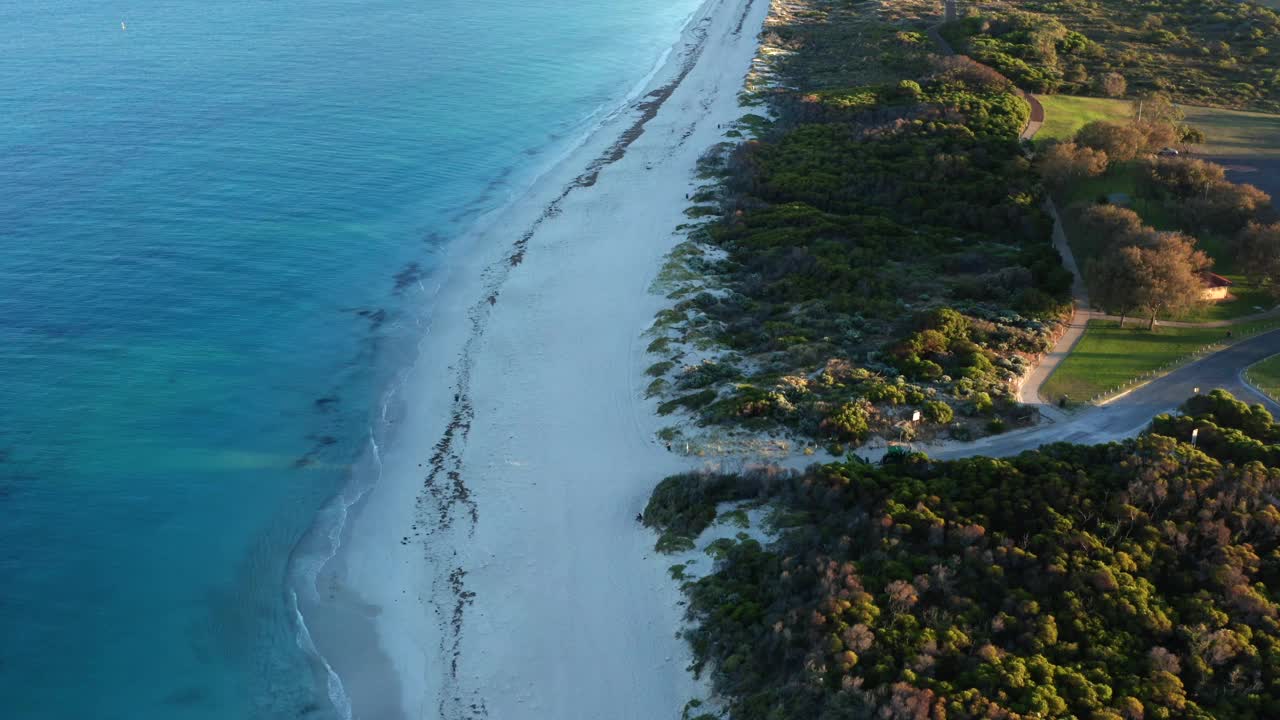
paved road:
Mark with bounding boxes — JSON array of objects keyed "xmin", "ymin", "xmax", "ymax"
[
  {"xmin": 938, "ymin": 327, "xmax": 1280, "ymax": 459},
  {"xmin": 1205, "ymin": 155, "xmax": 1280, "ymax": 207}
]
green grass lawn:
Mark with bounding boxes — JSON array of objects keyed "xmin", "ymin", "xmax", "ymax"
[
  {"xmin": 1042, "ymin": 320, "xmax": 1279, "ymax": 403},
  {"xmin": 1246, "ymin": 353, "xmax": 1280, "ymax": 403},
  {"xmin": 1037, "ymin": 94, "xmax": 1280, "ymax": 157},
  {"xmin": 1036, "ymin": 95, "xmax": 1133, "ymax": 143},
  {"xmin": 1058, "ymin": 164, "xmax": 1177, "ymax": 233},
  {"xmin": 1183, "ymin": 105, "xmax": 1280, "ymax": 158}
]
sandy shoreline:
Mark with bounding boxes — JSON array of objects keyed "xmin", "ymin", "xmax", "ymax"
[{"xmin": 300, "ymin": 0, "xmax": 770, "ymax": 717}]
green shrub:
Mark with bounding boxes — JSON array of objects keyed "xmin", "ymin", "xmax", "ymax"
[
  {"xmin": 864, "ymin": 382, "xmax": 907, "ymax": 405},
  {"xmin": 678, "ymin": 361, "xmax": 741, "ymax": 389},
  {"xmin": 644, "ymin": 472, "xmax": 740, "ymax": 536},
  {"xmin": 646, "ymin": 360, "xmax": 676, "ymax": 377},
  {"xmin": 822, "ymin": 401, "xmax": 871, "ymax": 441},
  {"xmin": 657, "ymin": 389, "xmax": 717, "ymax": 416},
  {"xmin": 923, "ymin": 400, "xmax": 955, "ymax": 424},
  {"xmin": 676, "ymin": 398, "xmax": 1280, "ymax": 718},
  {"xmin": 655, "ymin": 533, "xmax": 695, "ymax": 554},
  {"xmin": 895, "ymin": 79, "xmax": 923, "ymax": 100},
  {"xmin": 973, "ymin": 391, "xmax": 995, "ymax": 414}
]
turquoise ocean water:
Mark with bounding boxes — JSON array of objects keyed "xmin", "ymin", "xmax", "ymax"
[{"xmin": 0, "ymin": 1, "xmax": 702, "ymax": 717}]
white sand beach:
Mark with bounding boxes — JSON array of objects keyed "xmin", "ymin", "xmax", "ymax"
[{"xmin": 302, "ymin": 0, "xmax": 771, "ymax": 717}]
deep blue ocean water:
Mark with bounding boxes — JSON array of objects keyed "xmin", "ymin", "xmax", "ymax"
[{"xmin": 0, "ymin": 1, "xmax": 701, "ymax": 717}]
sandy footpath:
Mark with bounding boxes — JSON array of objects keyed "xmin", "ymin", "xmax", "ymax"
[{"xmin": 306, "ymin": 0, "xmax": 772, "ymax": 718}]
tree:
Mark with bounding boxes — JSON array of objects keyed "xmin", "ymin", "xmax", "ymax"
[
  {"xmin": 1077, "ymin": 204, "xmax": 1146, "ymax": 250},
  {"xmin": 1040, "ymin": 142, "xmax": 1109, "ymax": 188},
  {"xmin": 1132, "ymin": 233, "xmax": 1212, "ymax": 328},
  {"xmin": 1187, "ymin": 181, "xmax": 1274, "ymax": 234},
  {"xmin": 1098, "ymin": 72, "xmax": 1127, "ymax": 97},
  {"xmin": 1087, "ymin": 248, "xmax": 1144, "ymax": 326},
  {"xmin": 1132, "ymin": 92, "xmax": 1184, "ymax": 127},
  {"xmin": 1075, "ymin": 121, "xmax": 1147, "ymax": 162},
  {"xmin": 1179, "ymin": 125, "xmax": 1207, "ymax": 145},
  {"xmin": 1088, "ymin": 230, "xmax": 1210, "ymax": 329},
  {"xmin": 1143, "ymin": 157, "xmax": 1226, "ymax": 199},
  {"xmin": 1235, "ymin": 222, "xmax": 1280, "ymax": 288},
  {"xmin": 931, "ymin": 55, "xmax": 1015, "ymax": 93},
  {"xmin": 1115, "ymin": 93, "xmax": 1184, "ymax": 153},
  {"xmin": 1135, "ymin": 119, "xmax": 1178, "ymax": 151}
]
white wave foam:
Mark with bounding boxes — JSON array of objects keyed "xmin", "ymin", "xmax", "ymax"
[{"xmin": 290, "ymin": 589, "xmax": 354, "ymax": 720}]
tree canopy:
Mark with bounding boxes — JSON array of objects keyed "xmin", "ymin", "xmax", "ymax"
[
  {"xmin": 654, "ymin": 391, "xmax": 1280, "ymax": 720},
  {"xmin": 1082, "ymin": 208, "xmax": 1212, "ymax": 327}
]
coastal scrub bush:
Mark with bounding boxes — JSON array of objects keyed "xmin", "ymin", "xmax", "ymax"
[
  {"xmin": 944, "ymin": 0, "xmax": 1280, "ymax": 111},
  {"xmin": 821, "ymin": 400, "xmax": 872, "ymax": 441},
  {"xmin": 643, "ymin": 472, "xmax": 742, "ymax": 539},
  {"xmin": 972, "ymin": 391, "xmax": 994, "ymax": 414},
  {"xmin": 922, "ymin": 400, "xmax": 954, "ymax": 424},
  {"xmin": 656, "ymin": 389, "xmax": 717, "ymax": 416},
  {"xmin": 1039, "ymin": 141, "xmax": 1109, "ymax": 188},
  {"xmin": 677, "ymin": 361, "xmax": 741, "ymax": 390},
  {"xmin": 645, "ymin": 0, "xmax": 1074, "ymax": 446},
  {"xmin": 670, "ymin": 392, "xmax": 1280, "ymax": 719},
  {"xmin": 646, "ymin": 360, "xmax": 676, "ymax": 377},
  {"xmin": 1098, "ymin": 71, "xmax": 1127, "ymax": 97}
]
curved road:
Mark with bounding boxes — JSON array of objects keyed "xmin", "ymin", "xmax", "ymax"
[{"xmin": 937, "ymin": 328, "xmax": 1280, "ymax": 459}]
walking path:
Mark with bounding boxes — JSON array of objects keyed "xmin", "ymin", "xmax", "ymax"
[
  {"xmin": 926, "ymin": 10, "xmax": 1072, "ymax": 415},
  {"xmin": 1015, "ymin": 201, "xmax": 1090, "ymax": 420},
  {"xmin": 1020, "ymin": 91, "xmax": 1045, "ymax": 141},
  {"xmin": 1016, "ymin": 197, "xmax": 1280, "ymax": 413}
]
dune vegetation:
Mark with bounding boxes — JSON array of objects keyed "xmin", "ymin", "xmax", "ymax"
[
  {"xmin": 941, "ymin": 0, "xmax": 1280, "ymax": 113},
  {"xmin": 647, "ymin": 1, "xmax": 1072, "ymax": 449},
  {"xmin": 652, "ymin": 391, "xmax": 1280, "ymax": 719}
]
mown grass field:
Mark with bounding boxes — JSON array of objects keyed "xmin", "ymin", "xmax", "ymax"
[
  {"xmin": 1042, "ymin": 320, "xmax": 1277, "ymax": 403},
  {"xmin": 1035, "ymin": 95, "xmax": 1133, "ymax": 143},
  {"xmin": 1185, "ymin": 105, "xmax": 1280, "ymax": 159},
  {"xmin": 1037, "ymin": 95, "xmax": 1280, "ymax": 158},
  {"xmin": 1246, "ymin": 352, "xmax": 1280, "ymax": 402}
]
